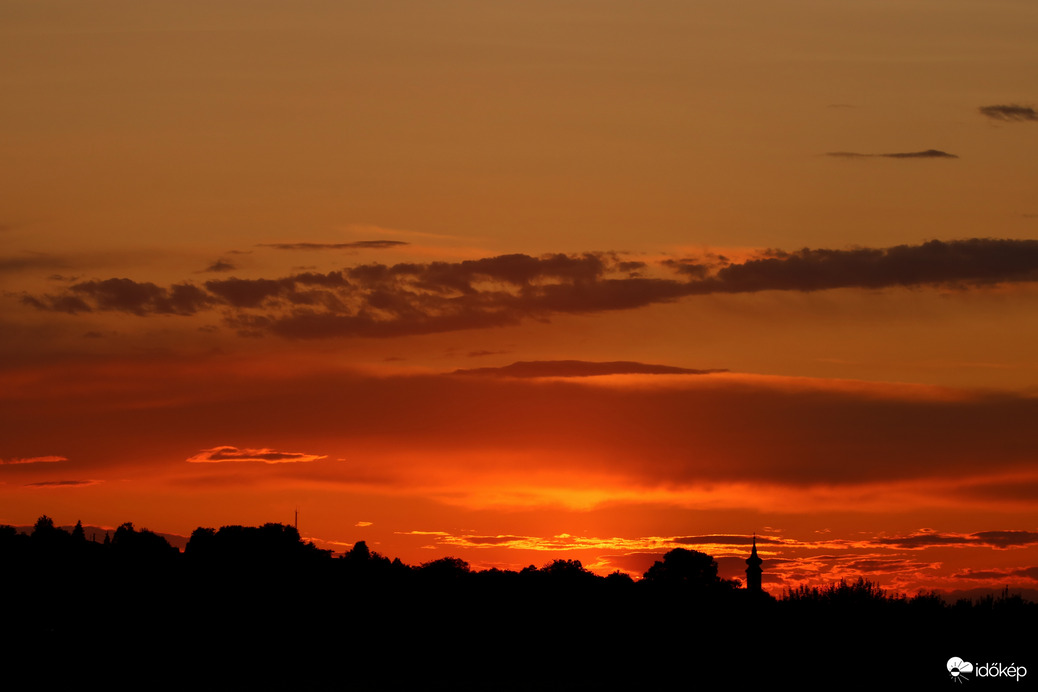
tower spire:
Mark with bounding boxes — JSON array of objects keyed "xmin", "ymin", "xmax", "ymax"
[{"xmin": 745, "ymin": 533, "xmax": 763, "ymax": 593}]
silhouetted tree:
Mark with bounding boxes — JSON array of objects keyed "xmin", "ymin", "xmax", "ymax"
[
  {"xmin": 111, "ymin": 522, "xmax": 178, "ymax": 562},
  {"xmin": 29, "ymin": 514, "xmax": 72, "ymax": 552},
  {"xmin": 0, "ymin": 524, "xmax": 29, "ymax": 557},
  {"xmin": 642, "ymin": 548, "xmax": 730, "ymax": 591},
  {"xmin": 784, "ymin": 580, "xmax": 892, "ymax": 605},
  {"xmin": 258, "ymin": 522, "xmax": 303, "ymax": 553},
  {"xmin": 184, "ymin": 523, "xmax": 328, "ymax": 567},
  {"xmin": 538, "ymin": 559, "xmax": 600, "ymax": 591},
  {"xmin": 31, "ymin": 515, "xmax": 62, "ymax": 542},
  {"xmin": 32, "ymin": 515, "xmax": 55, "ymax": 534},
  {"xmin": 420, "ymin": 557, "xmax": 470, "ymax": 581},
  {"xmin": 346, "ymin": 540, "xmax": 371, "ymax": 562},
  {"xmin": 184, "ymin": 527, "xmax": 217, "ymax": 558},
  {"xmin": 541, "ymin": 559, "xmax": 590, "ymax": 577},
  {"xmin": 605, "ymin": 570, "xmax": 635, "ymax": 587}
]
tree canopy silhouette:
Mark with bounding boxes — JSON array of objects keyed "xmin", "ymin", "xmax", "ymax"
[
  {"xmin": 111, "ymin": 522, "xmax": 178, "ymax": 562},
  {"xmin": 642, "ymin": 548, "xmax": 737, "ymax": 592},
  {"xmin": 184, "ymin": 522, "xmax": 329, "ymax": 564}
]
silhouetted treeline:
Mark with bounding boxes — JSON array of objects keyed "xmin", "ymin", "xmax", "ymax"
[{"xmin": 2, "ymin": 517, "xmax": 1032, "ymax": 688}]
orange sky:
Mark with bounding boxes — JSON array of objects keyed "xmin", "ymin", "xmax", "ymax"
[{"xmin": 2, "ymin": 0, "xmax": 1037, "ymax": 597}]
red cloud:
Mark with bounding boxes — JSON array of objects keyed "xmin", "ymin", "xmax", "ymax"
[
  {"xmin": 0, "ymin": 455, "xmax": 66, "ymax": 465},
  {"xmin": 186, "ymin": 446, "xmax": 327, "ymax": 464},
  {"xmin": 24, "ymin": 479, "xmax": 100, "ymax": 487}
]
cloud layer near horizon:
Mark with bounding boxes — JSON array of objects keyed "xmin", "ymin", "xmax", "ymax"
[
  {"xmin": 5, "ymin": 362, "xmax": 1036, "ymax": 495},
  {"xmin": 19, "ymin": 239, "xmax": 1038, "ymax": 339},
  {"xmin": 3, "ymin": 355, "xmax": 1035, "ymax": 594}
]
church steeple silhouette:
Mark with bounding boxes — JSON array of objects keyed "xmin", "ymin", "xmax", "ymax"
[{"xmin": 745, "ymin": 534, "xmax": 763, "ymax": 593}]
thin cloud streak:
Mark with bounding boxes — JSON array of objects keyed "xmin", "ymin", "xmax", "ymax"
[
  {"xmin": 258, "ymin": 241, "xmax": 410, "ymax": 250},
  {"xmin": 0, "ymin": 456, "xmax": 66, "ymax": 465},
  {"xmin": 452, "ymin": 360, "xmax": 727, "ymax": 378},
  {"xmin": 1, "ymin": 253, "xmax": 73, "ymax": 275},
  {"xmin": 24, "ymin": 479, "xmax": 100, "ymax": 487},
  {"xmin": 202, "ymin": 260, "xmax": 236, "ymax": 273},
  {"xmin": 979, "ymin": 104, "xmax": 1038, "ymax": 122},
  {"xmin": 186, "ymin": 446, "xmax": 328, "ymax": 464},
  {"xmin": 954, "ymin": 566, "xmax": 1038, "ymax": 582},
  {"xmin": 826, "ymin": 149, "xmax": 958, "ymax": 159}
]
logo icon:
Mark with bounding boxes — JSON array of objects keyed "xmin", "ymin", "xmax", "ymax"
[{"xmin": 948, "ymin": 657, "xmax": 973, "ymax": 683}]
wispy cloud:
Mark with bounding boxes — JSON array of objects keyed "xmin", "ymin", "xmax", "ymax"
[
  {"xmin": 467, "ymin": 350, "xmax": 511, "ymax": 358},
  {"xmin": 0, "ymin": 455, "xmax": 66, "ymax": 465},
  {"xmin": 186, "ymin": 445, "xmax": 327, "ymax": 464},
  {"xmin": 979, "ymin": 104, "xmax": 1038, "ymax": 122},
  {"xmin": 826, "ymin": 149, "xmax": 958, "ymax": 159},
  {"xmin": 953, "ymin": 566, "xmax": 1038, "ymax": 581},
  {"xmin": 25, "ymin": 479, "xmax": 100, "ymax": 487},
  {"xmin": 1, "ymin": 253, "xmax": 69, "ymax": 274},
  {"xmin": 202, "ymin": 259, "xmax": 236, "ymax": 273},
  {"xmin": 453, "ymin": 360, "xmax": 726, "ymax": 378},
  {"xmin": 258, "ymin": 240, "xmax": 410, "ymax": 250},
  {"xmin": 673, "ymin": 534, "xmax": 785, "ymax": 546}
]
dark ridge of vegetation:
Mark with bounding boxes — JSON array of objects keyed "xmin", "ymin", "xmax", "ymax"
[{"xmin": 1, "ymin": 517, "xmax": 1032, "ymax": 688}]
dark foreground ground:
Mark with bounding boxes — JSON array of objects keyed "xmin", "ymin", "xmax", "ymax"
[
  {"xmin": 5, "ymin": 569, "xmax": 1031, "ymax": 689},
  {"xmin": 2, "ymin": 523, "xmax": 1032, "ymax": 689}
]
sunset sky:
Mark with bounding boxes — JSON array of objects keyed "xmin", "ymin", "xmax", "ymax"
[{"xmin": 3, "ymin": 0, "xmax": 1038, "ymax": 596}]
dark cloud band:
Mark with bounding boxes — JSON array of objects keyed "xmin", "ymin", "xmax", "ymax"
[{"xmin": 22, "ymin": 238, "xmax": 1038, "ymax": 339}]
